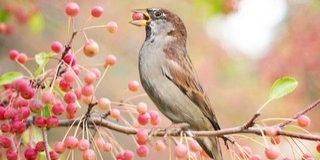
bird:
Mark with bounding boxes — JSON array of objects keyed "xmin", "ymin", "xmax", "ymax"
[{"xmin": 130, "ymin": 8, "xmax": 223, "ymax": 160}]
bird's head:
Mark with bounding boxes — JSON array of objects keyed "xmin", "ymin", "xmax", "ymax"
[{"xmin": 130, "ymin": 8, "xmax": 187, "ymax": 41}]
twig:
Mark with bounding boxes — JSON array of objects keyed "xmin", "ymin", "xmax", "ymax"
[{"xmin": 41, "ymin": 129, "xmax": 51, "ymax": 160}]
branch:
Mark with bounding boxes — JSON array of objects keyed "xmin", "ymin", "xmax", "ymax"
[{"xmin": 57, "ymin": 117, "xmax": 320, "ymax": 141}]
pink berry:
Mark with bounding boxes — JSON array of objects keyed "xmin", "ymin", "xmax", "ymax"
[
  {"xmin": 51, "ymin": 41, "xmax": 63, "ymax": 53},
  {"xmin": 78, "ymin": 139, "xmax": 90, "ymax": 151},
  {"xmin": 137, "ymin": 112, "xmax": 150, "ymax": 125},
  {"xmin": 174, "ymin": 144, "xmax": 188, "ymax": 158},
  {"xmin": 154, "ymin": 139, "xmax": 166, "ymax": 151},
  {"xmin": 64, "ymin": 136, "xmax": 79, "ymax": 149},
  {"xmin": 24, "ymin": 147, "xmax": 38, "ymax": 160},
  {"xmin": 265, "ymin": 126, "xmax": 278, "ymax": 136},
  {"xmin": 81, "ymin": 84, "xmax": 94, "ymax": 97},
  {"xmin": 91, "ymin": 6, "xmax": 103, "ymax": 18},
  {"xmin": 297, "ymin": 115, "xmax": 311, "ymax": 127},
  {"xmin": 106, "ymin": 21, "xmax": 118, "ymax": 33},
  {"xmin": 83, "ymin": 39, "xmax": 99, "ymax": 57},
  {"xmin": 270, "ymin": 136, "xmax": 281, "ymax": 145},
  {"xmin": 264, "ymin": 146, "xmax": 279, "ymax": 159},
  {"xmin": 8, "ymin": 50, "xmax": 19, "ymax": 60},
  {"xmin": 74, "ymin": 88, "xmax": 82, "ymax": 99},
  {"xmin": 63, "ymin": 69, "xmax": 77, "ymax": 83},
  {"xmin": 65, "ymin": 2, "xmax": 80, "ymax": 17},
  {"xmin": 98, "ymin": 97, "xmax": 111, "ymax": 110},
  {"xmin": 110, "ymin": 108, "xmax": 120, "ymax": 119},
  {"xmin": 104, "ymin": 54, "xmax": 117, "ymax": 68},
  {"xmin": 251, "ymin": 154, "xmax": 262, "ymax": 160},
  {"xmin": 66, "ymin": 103, "xmax": 77, "ymax": 114},
  {"xmin": 17, "ymin": 53, "xmax": 28, "ymax": 64},
  {"xmin": 188, "ymin": 139, "xmax": 201, "ymax": 152},
  {"xmin": 132, "ymin": 12, "xmax": 144, "ymax": 20},
  {"xmin": 0, "ymin": 136, "xmax": 12, "ymax": 148},
  {"xmin": 123, "ymin": 150, "xmax": 134, "ymax": 160},
  {"xmin": 302, "ymin": 153, "xmax": 313, "ymax": 159},
  {"xmin": 54, "ymin": 142, "xmax": 66, "ymax": 154},
  {"xmin": 136, "ymin": 145, "xmax": 149, "ymax": 157},
  {"xmin": 1, "ymin": 123, "xmax": 11, "ymax": 133},
  {"xmin": 238, "ymin": 146, "xmax": 252, "ymax": 158},
  {"xmin": 82, "ymin": 149, "xmax": 96, "ymax": 160},
  {"xmin": 136, "ymin": 102, "xmax": 147, "ymax": 114},
  {"xmin": 102, "ymin": 142, "xmax": 112, "ymax": 152},
  {"xmin": 128, "ymin": 80, "xmax": 139, "ymax": 92},
  {"xmin": 52, "ymin": 102, "xmax": 65, "ymax": 115},
  {"xmin": 12, "ymin": 120, "xmax": 26, "ymax": 134},
  {"xmin": 49, "ymin": 151, "xmax": 60, "ymax": 160},
  {"xmin": 84, "ymin": 71, "xmax": 97, "ymax": 84},
  {"xmin": 4, "ymin": 109, "xmax": 15, "ymax": 120},
  {"xmin": 95, "ymin": 138, "xmax": 105, "ymax": 149},
  {"xmin": 6, "ymin": 149, "xmax": 18, "ymax": 160},
  {"xmin": 316, "ymin": 143, "xmax": 320, "ymax": 153},
  {"xmin": 136, "ymin": 129, "xmax": 148, "ymax": 142},
  {"xmin": 59, "ymin": 79, "xmax": 73, "ymax": 92},
  {"xmin": 64, "ymin": 91, "xmax": 77, "ymax": 104},
  {"xmin": 41, "ymin": 91, "xmax": 55, "ymax": 104},
  {"xmin": 0, "ymin": 23, "xmax": 7, "ymax": 33},
  {"xmin": 29, "ymin": 99, "xmax": 43, "ymax": 113},
  {"xmin": 20, "ymin": 86, "xmax": 35, "ymax": 99},
  {"xmin": 90, "ymin": 68, "xmax": 101, "ymax": 79},
  {"xmin": 17, "ymin": 107, "xmax": 30, "ymax": 119}
]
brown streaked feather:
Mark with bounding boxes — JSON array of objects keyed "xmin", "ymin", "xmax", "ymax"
[{"xmin": 162, "ymin": 47, "xmax": 220, "ymax": 130}]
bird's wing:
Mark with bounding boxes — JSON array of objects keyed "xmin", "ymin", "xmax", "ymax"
[{"xmin": 162, "ymin": 47, "xmax": 220, "ymax": 130}]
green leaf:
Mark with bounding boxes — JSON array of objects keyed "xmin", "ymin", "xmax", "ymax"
[
  {"xmin": 268, "ymin": 77, "xmax": 298, "ymax": 101},
  {"xmin": 0, "ymin": 9, "xmax": 10, "ymax": 22},
  {"xmin": 0, "ymin": 72, "xmax": 23, "ymax": 85},
  {"xmin": 22, "ymin": 125, "xmax": 43, "ymax": 145},
  {"xmin": 35, "ymin": 52, "xmax": 56, "ymax": 76},
  {"xmin": 28, "ymin": 13, "xmax": 44, "ymax": 33}
]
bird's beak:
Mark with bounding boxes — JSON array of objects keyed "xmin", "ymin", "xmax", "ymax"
[{"xmin": 129, "ymin": 9, "xmax": 151, "ymax": 27}]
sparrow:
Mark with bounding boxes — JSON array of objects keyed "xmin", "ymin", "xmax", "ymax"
[{"xmin": 130, "ymin": 8, "xmax": 223, "ymax": 160}]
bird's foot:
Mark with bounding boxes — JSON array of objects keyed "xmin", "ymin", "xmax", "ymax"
[
  {"xmin": 221, "ymin": 135, "xmax": 234, "ymax": 149},
  {"xmin": 162, "ymin": 123, "xmax": 190, "ymax": 145}
]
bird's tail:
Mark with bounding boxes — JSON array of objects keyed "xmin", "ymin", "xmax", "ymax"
[{"xmin": 195, "ymin": 136, "xmax": 223, "ymax": 160}]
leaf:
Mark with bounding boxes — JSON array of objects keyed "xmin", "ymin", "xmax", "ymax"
[
  {"xmin": 268, "ymin": 77, "xmax": 298, "ymax": 101},
  {"xmin": 0, "ymin": 72, "xmax": 23, "ymax": 85},
  {"xmin": 28, "ymin": 13, "xmax": 44, "ymax": 34},
  {"xmin": 35, "ymin": 52, "xmax": 56, "ymax": 76},
  {"xmin": 22, "ymin": 125, "xmax": 43, "ymax": 145}
]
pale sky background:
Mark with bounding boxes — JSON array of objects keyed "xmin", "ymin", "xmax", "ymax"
[{"xmin": 207, "ymin": 0, "xmax": 288, "ymax": 59}]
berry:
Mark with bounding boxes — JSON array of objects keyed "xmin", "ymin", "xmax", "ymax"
[
  {"xmin": 136, "ymin": 145, "xmax": 149, "ymax": 157},
  {"xmin": 63, "ymin": 53, "xmax": 77, "ymax": 66},
  {"xmin": 12, "ymin": 120, "xmax": 26, "ymax": 134},
  {"xmin": 238, "ymin": 146, "xmax": 252, "ymax": 158},
  {"xmin": 49, "ymin": 151, "xmax": 60, "ymax": 160},
  {"xmin": 17, "ymin": 53, "xmax": 28, "ymax": 64},
  {"xmin": 154, "ymin": 139, "xmax": 166, "ymax": 151},
  {"xmin": 29, "ymin": 99, "xmax": 43, "ymax": 113},
  {"xmin": 264, "ymin": 146, "xmax": 279, "ymax": 159},
  {"xmin": 83, "ymin": 39, "xmax": 99, "ymax": 57},
  {"xmin": 316, "ymin": 143, "xmax": 320, "ymax": 153},
  {"xmin": 98, "ymin": 97, "xmax": 111, "ymax": 110},
  {"xmin": 110, "ymin": 108, "xmax": 120, "ymax": 119},
  {"xmin": 78, "ymin": 139, "xmax": 90, "ymax": 151},
  {"xmin": 24, "ymin": 147, "xmax": 38, "ymax": 160},
  {"xmin": 63, "ymin": 69, "xmax": 77, "ymax": 83},
  {"xmin": 17, "ymin": 107, "xmax": 30, "ymax": 119},
  {"xmin": 174, "ymin": 144, "xmax": 188, "ymax": 158},
  {"xmin": 35, "ymin": 141, "xmax": 45, "ymax": 152},
  {"xmin": 128, "ymin": 80, "xmax": 140, "ymax": 92},
  {"xmin": 52, "ymin": 102, "xmax": 65, "ymax": 115},
  {"xmin": 102, "ymin": 142, "xmax": 112, "ymax": 152},
  {"xmin": 265, "ymin": 126, "xmax": 278, "ymax": 136},
  {"xmin": 106, "ymin": 21, "xmax": 118, "ymax": 33},
  {"xmin": 34, "ymin": 116, "xmax": 47, "ymax": 128},
  {"xmin": 64, "ymin": 136, "xmax": 79, "ymax": 149},
  {"xmin": 66, "ymin": 103, "xmax": 77, "ymax": 114},
  {"xmin": 6, "ymin": 149, "xmax": 18, "ymax": 160},
  {"xmin": 59, "ymin": 79, "xmax": 73, "ymax": 92},
  {"xmin": 136, "ymin": 102, "xmax": 147, "ymax": 114},
  {"xmin": 81, "ymin": 84, "xmax": 94, "ymax": 97},
  {"xmin": 82, "ymin": 149, "xmax": 96, "ymax": 160},
  {"xmin": 47, "ymin": 116, "xmax": 59, "ymax": 128},
  {"xmin": 20, "ymin": 86, "xmax": 35, "ymax": 99},
  {"xmin": 137, "ymin": 112, "xmax": 150, "ymax": 125},
  {"xmin": 251, "ymin": 154, "xmax": 262, "ymax": 160},
  {"xmin": 51, "ymin": 41, "xmax": 63, "ymax": 53},
  {"xmin": 8, "ymin": 50, "xmax": 19, "ymax": 60},
  {"xmin": 84, "ymin": 71, "xmax": 97, "ymax": 84},
  {"xmin": 65, "ymin": 2, "xmax": 80, "ymax": 17},
  {"xmin": 41, "ymin": 91, "xmax": 55, "ymax": 104},
  {"xmin": 297, "ymin": 115, "xmax": 311, "ymax": 127},
  {"xmin": 123, "ymin": 150, "xmax": 134, "ymax": 160},
  {"xmin": 0, "ymin": 123, "xmax": 11, "ymax": 133},
  {"xmin": 132, "ymin": 12, "xmax": 144, "ymax": 20},
  {"xmin": 104, "ymin": 54, "xmax": 117, "ymax": 67},
  {"xmin": 270, "ymin": 136, "xmax": 281, "ymax": 145},
  {"xmin": 136, "ymin": 129, "xmax": 148, "ymax": 142},
  {"xmin": 64, "ymin": 91, "xmax": 77, "ymax": 104},
  {"xmin": 54, "ymin": 142, "xmax": 66, "ymax": 154},
  {"xmin": 91, "ymin": 6, "xmax": 103, "ymax": 18}
]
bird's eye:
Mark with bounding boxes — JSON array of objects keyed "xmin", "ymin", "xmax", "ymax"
[{"xmin": 154, "ymin": 11, "xmax": 162, "ymax": 17}]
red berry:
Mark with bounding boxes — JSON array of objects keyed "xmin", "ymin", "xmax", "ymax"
[
  {"xmin": 52, "ymin": 102, "xmax": 65, "ymax": 115},
  {"xmin": 8, "ymin": 50, "xmax": 19, "ymax": 60},
  {"xmin": 136, "ymin": 129, "xmax": 148, "ymax": 142},
  {"xmin": 91, "ymin": 6, "xmax": 103, "ymax": 18},
  {"xmin": 270, "ymin": 136, "xmax": 281, "ymax": 145},
  {"xmin": 83, "ymin": 71, "xmax": 97, "ymax": 84},
  {"xmin": 297, "ymin": 115, "xmax": 311, "ymax": 127},
  {"xmin": 17, "ymin": 53, "xmax": 28, "ymax": 64},
  {"xmin": 29, "ymin": 99, "xmax": 43, "ymax": 113},
  {"xmin": 17, "ymin": 107, "xmax": 30, "ymax": 119},
  {"xmin": 20, "ymin": 86, "xmax": 35, "ymax": 99},
  {"xmin": 136, "ymin": 145, "xmax": 149, "ymax": 157},
  {"xmin": 107, "ymin": 21, "xmax": 118, "ymax": 33},
  {"xmin": 81, "ymin": 84, "xmax": 94, "ymax": 97},
  {"xmin": 65, "ymin": 2, "xmax": 80, "ymax": 17},
  {"xmin": 77, "ymin": 139, "xmax": 90, "ymax": 151},
  {"xmin": 34, "ymin": 116, "xmax": 47, "ymax": 128},
  {"xmin": 123, "ymin": 150, "xmax": 134, "ymax": 160},
  {"xmin": 47, "ymin": 116, "xmax": 59, "ymax": 128},
  {"xmin": 90, "ymin": 68, "xmax": 101, "ymax": 79},
  {"xmin": 174, "ymin": 144, "xmax": 188, "ymax": 158},
  {"xmin": 0, "ymin": 136, "xmax": 12, "ymax": 148},
  {"xmin": 83, "ymin": 39, "xmax": 99, "ymax": 57},
  {"xmin": 41, "ymin": 91, "xmax": 55, "ymax": 104},
  {"xmin": 132, "ymin": 12, "xmax": 144, "ymax": 20},
  {"xmin": 0, "ymin": 123, "xmax": 11, "ymax": 133},
  {"xmin": 24, "ymin": 147, "xmax": 38, "ymax": 160},
  {"xmin": 49, "ymin": 151, "xmax": 60, "ymax": 160},
  {"xmin": 6, "ymin": 149, "xmax": 18, "ymax": 160},
  {"xmin": 66, "ymin": 103, "xmax": 77, "ymax": 114},
  {"xmin": 51, "ymin": 41, "xmax": 63, "ymax": 53},
  {"xmin": 59, "ymin": 79, "xmax": 73, "ymax": 92},
  {"xmin": 316, "ymin": 143, "xmax": 320, "ymax": 153},
  {"xmin": 12, "ymin": 120, "xmax": 26, "ymax": 134},
  {"xmin": 35, "ymin": 141, "xmax": 45, "ymax": 152},
  {"xmin": 63, "ymin": 69, "xmax": 77, "ymax": 83},
  {"xmin": 63, "ymin": 53, "xmax": 77, "ymax": 66}
]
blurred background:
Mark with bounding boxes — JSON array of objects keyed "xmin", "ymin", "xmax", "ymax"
[{"xmin": 0, "ymin": 0, "xmax": 320, "ymax": 159}]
